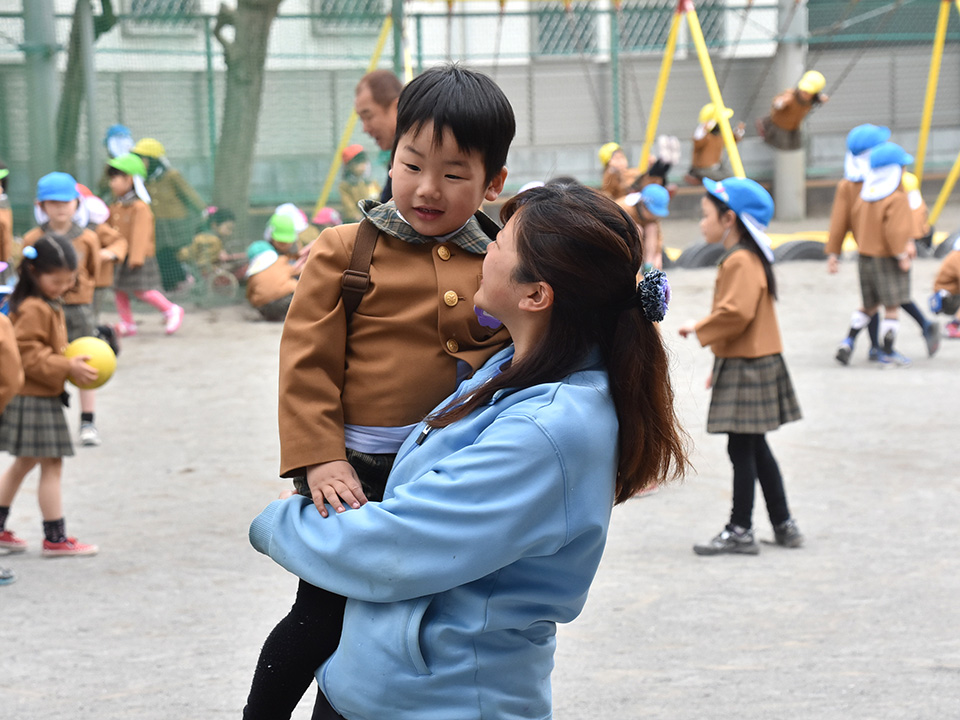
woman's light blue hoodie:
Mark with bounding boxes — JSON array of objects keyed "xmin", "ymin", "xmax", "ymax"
[{"xmin": 250, "ymin": 346, "xmax": 618, "ymax": 719}]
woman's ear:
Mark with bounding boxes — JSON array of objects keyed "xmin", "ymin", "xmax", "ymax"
[{"xmin": 519, "ymin": 281, "xmax": 554, "ymax": 313}]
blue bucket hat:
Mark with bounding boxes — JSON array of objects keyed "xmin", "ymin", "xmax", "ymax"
[
  {"xmin": 639, "ymin": 184, "xmax": 670, "ymax": 218},
  {"xmin": 846, "ymin": 124, "xmax": 890, "ymax": 155},
  {"xmin": 703, "ymin": 177, "xmax": 775, "ymax": 262},
  {"xmin": 36, "ymin": 172, "xmax": 80, "ymax": 202},
  {"xmin": 869, "ymin": 141, "xmax": 913, "ymax": 169}
]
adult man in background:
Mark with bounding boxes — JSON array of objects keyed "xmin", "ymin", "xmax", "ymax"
[{"xmin": 354, "ymin": 70, "xmax": 403, "ymax": 202}]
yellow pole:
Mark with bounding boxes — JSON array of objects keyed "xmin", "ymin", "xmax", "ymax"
[
  {"xmin": 314, "ymin": 17, "xmax": 394, "ymax": 217},
  {"xmin": 686, "ymin": 3, "xmax": 745, "ymax": 177},
  {"xmin": 638, "ymin": 9, "xmax": 683, "ymax": 173},
  {"xmin": 927, "ymin": 148, "xmax": 960, "ymax": 226},
  {"xmin": 915, "ymin": 0, "xmax": 951, "ymax": 183}
]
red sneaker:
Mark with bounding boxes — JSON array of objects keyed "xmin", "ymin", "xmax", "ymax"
[
  {"xmin": 946, "ymin": 322, "xmax": 960, "ymax": 339},
  {"xmin": 42, "ymin": 537, "xmax": 99, "ymax": 557},
  {"xmin": 164, "ymin": 305, "xmax": 184, "ymax": 335},
  {"xmin": 0, "ymin": 530, "xmax": 28, "ymax": 553}
]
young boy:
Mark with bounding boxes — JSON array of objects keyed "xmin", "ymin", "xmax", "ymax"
[
  {"xmin": 620, "ymin": 183, "xmax": 670, "ymax": 273},
  {"xmin": 834, "ymin": 142, "xmax": 916, "ymax": 366},
  {"xmin": 686, "ymin": 103, "xmax": 745, "ymax": 184},
  {"xmin": 243, "ymin": 64, "xmax": 514, "ymax": 720},
  {"xmin": 22, "ymin": 173, "xmax": 103, "ymax": 445},
  {"xmin": 338, "ymin": 144, "xmax": 381, "ymax": 222},
  {"xmin": 757, "ymin": 70, "xmax": 829, "ymax": 150}
]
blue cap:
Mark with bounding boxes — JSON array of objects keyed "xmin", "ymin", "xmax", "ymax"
[
  {"xmin": 104, "ymin": 124, "xmax": 132, "ymax": 143},
  {"xmin": 246, "ymin": 240, "xmax": 274, "ymax": 262},
  {"xmin": 36, "ymin": 172, "xmax": 79, "ymax": 202},
  {"xmin": 869, "ymin": 142, "xmax": 913, "ymax": 169},
  {"xmin": 846, "ymin": 124, "xmax": 891, "ymax": 155},
  {"xmin": 640, "ymin": 184, "xmax": 670, "ymax": 218},
  {"xmin": 703, "ymin": 177, "xmax": 774, "ymax": 227}
]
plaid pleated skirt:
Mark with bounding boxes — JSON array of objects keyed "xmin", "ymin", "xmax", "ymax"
[
  {"xmin": 858, "ymin": 255, "xmax": 910, "ymax": 309},
  {"xmin": 707, "ymin": 354, "xmax": 802, "ymax": 435},
  {"xmin": 0, "ymin": 395, "xmax": 74, "ymax": 458},
  {"xmin": 115, "ymin": 256, "xmax": 163, "ymax": 293}
]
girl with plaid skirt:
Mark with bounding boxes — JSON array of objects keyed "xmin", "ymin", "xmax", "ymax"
[
  {"xmin": 0, "ymin": 236, "xmax": 100, "ymax": 557},
  {"xmin": 679, "ymin": 177, "xmax": 803, "ymax": 556}
]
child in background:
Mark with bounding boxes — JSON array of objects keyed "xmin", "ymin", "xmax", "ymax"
[
  {"xmin": 834, "ymin": 142, "xmax": 916, "ymax": 367},
  {"xmin": 757, "ymin": 70, "xmax": 829, "ymax": 150},
  {"xmin": 264, "ymin": 212, "xmax": 299, "ymax": 259},
  {"xmin": 0, "ymin": 161, "xmax": 13, "ymax": 285},
  {"xmin": 679, "ymin": 177, "xmax": 803, "ymax": 555},
  {"xmin": 338, "ymin": 145, "xmax": 382, "ymax": 222},
  {"xmin": 0, "ymin": 236, "xmax": 99, "ymax": 557},
  {"xmin": 244, "ymin": 240, "xmax": 299, "ymax": 322},
  {"xmin": 106, "ymin": 153, "xmax": 185, "ymax": 337},
  {"xmin": 179, "ymin": 207, "xmax": 236, "ymax": 270},
  {"xmin": 599, "ymin": 137, "xmax": 679, "ymax": 201},
  {"xmin": 930, "ymin": 237, "xmax": 960, "ymax": 338},
  {"xmin": 22, "ymin": 174, "xmax": 103, "ymax": 447},
  {"xmin": 686, "ymin": 103, "xmax": 745, "ymax": 185},
  {"xmin": 0, "ymin": 311, "xmax": 24, "ymax": 584},
  {"xmin": 243, "ymin": 64, "xmax": 513, "ymax": 720},
  {"xmin": 620, "ymin": 183, "xmax": 671, "ymax": 273},
  {"xmin": 299, "ymin": 207, "xmax": 343, "ymax": 265}
]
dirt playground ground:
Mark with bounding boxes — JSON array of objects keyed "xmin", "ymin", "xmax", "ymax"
[{"xmin": 1, "ymin": 214, "xmax": 959, "ymax": 719}]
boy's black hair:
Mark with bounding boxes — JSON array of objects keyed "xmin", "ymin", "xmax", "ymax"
[
  {"xmin": 9, "ymin": 235, "xmax": 78, "ymax": 313},
  {"xmin": 393, "ymin": 64, "xmax": 516, "ymax": 184}
]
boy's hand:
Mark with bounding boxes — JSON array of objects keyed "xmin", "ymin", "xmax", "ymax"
[
  {"xmin": 306, "ymin": 460, "xmax": 368, "ymax": 517},
  {"xmin": 827, "ymin": 254, "xmax": 839, "ymax": 274},
  {"xmin": 67, "ymin": 355, "xmax": 98, "ymax": 385},
  {"xmin": 678, "ymin": 322, "xmax": 696, "ymax": 338}
]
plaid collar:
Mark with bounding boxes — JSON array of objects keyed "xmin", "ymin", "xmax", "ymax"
[
  {"xmin": 360, "ymin": 199, "xmax": 499, "ymax": 255},
  {"xmin": 41, "ymin": 222, "xmax": 84, "ymax": 242}
]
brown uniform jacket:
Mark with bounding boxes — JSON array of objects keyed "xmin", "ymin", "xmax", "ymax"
[
  {"xmin": 825, "ymin": 179, "xmax": 860, "ymax": 256},
  {"xmin": 9, "ymin": 297, "xmax": 70, "ymax": 397},
  {"xmin": 695, "ymin": 246, "xmax": 783, "ymax": 359},
  {"xmin": 246, "ymin": 257, "xmax": 298, "ymax": 308},
  {"xmin": 601, "ymin": 167, "xmax": 640, "ymax": 200},
  {"xmin": 934, "ymin": 250, "xmax": 960, "ymax": 296},
  {"xmin": 144, "ymin": 169, "xmax": 205, "ymax": 221},
  {"xmin": 769, "ymin": 90, "xmax": 813, "ymax": 132},
  {"xmin": 850, "ymin": 189, "xmax": 913, "ymax": 258},
  {"xmin": 278, "ymin": 222, "xmax": 510, "ymax": 477},
  {"xmin": 0, "ymin": 199, "xmax": 12, "ymax": 264},
  {"xmin": 94, "ymin": 222, "xmax": 128, "ymax": 287},
  {"xmin": 23, "ymin": 224, "xmax": 101, "ymax": 306},
  {"xmin": 108, "ymin": 197, "xmax": 155, "ymax": 268},
  {"xmin": 0, "ymin": 313, "xmax": 24, "ymax": 412}
]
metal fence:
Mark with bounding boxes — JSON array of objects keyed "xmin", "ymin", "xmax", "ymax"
[{"xmin": 0, "ymin": 1, "xmax": 958, "ymax": 232}]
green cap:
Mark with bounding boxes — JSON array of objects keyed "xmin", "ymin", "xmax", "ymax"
[
  {"xmin": 108, "ymin": 153, "xmax": 147, "ymax": 178},
  {"xmin": 268, "ymin": 213, "xmax": 297, "ymax": 244},
  {"xmin": 0, "ymin": 169, "xmax": 8, "ymax": 181}
]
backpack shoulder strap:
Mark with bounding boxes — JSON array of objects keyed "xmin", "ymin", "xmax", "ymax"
[{"xmin": 341, "ymin": 219, "xmax": 379, "ymax": 320}]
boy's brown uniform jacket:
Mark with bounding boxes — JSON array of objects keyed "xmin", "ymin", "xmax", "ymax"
[
  {"xmin": 108, "ymin": 197, "xmax": 155, "ymax": 268},
  {"xmin": 278, "ymin": 202, "xmax": 510, "ymax": 477},
  {"xmin": 9, "ymin": 297, "xmax": 70, "ymax": 397},
  {"xmin": 769, "ymin": 90, "xmax": 813, "ymax": 132},
  {"xmin": 0, "ymin": 313, "xmax": 24, "ymax": 412},
  {"xmin": 694, "ymin": 246, "xmax": 783, "ymax": 359},
  {"xmin": 94, "ymin": 222, "xmax": 128, "ymax": 288},
  {"xmin": 246, "ymin": 257, "xmax": 298, "ymax": 308},
  {"xmin": 0, "ymin": 198, "xmax": 12, "ymax": 264},
  {"xmin": 23, "ymin": 224, "xmax": 101, "ymax": 306},
  {"xmin": 934, "ymin": 250, "xmax": 960, "ymax": 295},
  {"xmin": 849, "ymin": 189, "xmax": 913, "ymax": 258}
]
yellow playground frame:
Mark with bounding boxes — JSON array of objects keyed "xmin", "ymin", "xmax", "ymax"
[
  {"xmin": 638, "ymin": 0, "xmax": 745, "ymax": 178},
  {"xmin": 915, "ymin": 0, "xmax": 960, "ymax": 226}
]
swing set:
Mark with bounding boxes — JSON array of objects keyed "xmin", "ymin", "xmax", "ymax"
[{"xmin": 314, "ymin": 0, "xmax": 960, "ymax": 231}]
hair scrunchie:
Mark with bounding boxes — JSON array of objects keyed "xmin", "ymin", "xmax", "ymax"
[
  {"xmin": 22, "ymin": 245, "xmax": 37, "ymax": 260},
  {"xmin": 634, "ymin": 269, "xmax": 671, "ymax": 323}
]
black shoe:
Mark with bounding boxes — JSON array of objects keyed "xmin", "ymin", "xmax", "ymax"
[
  {"xmin": 773, "ymin": 519, "xmax": 804, "ymax": 548},
  {"xmin": 694, "ymin": 525, "xmax": 760, "ymax": 556}
]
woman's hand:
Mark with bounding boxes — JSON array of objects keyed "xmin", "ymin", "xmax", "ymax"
[
  {"xmin": 67, "ymin": 355, "xmax": 98, "ymax": 386},
  {"xmin": 305, "ymin": 460, "xmax": 368, "ymax": 518}
]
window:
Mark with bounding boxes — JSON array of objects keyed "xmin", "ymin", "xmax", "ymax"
[
  {"xmin": 122, "ymin": 0, "xmax": 200, "ymax": 36},
  {"xmin": 536, "ymin": 2, "xmax": 598, "ymax": 56},
  {"xmin": 311, "ymin": 0, "xmax": 386, "ymax": 36}
]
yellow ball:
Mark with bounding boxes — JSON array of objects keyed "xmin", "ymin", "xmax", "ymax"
[{"xmin": 64, "ymin": 336, "xmax": 117, "ymax": 390}]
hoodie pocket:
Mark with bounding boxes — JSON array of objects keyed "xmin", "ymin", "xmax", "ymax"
[{"xmin": 404, "ymin": 595, "xmax": 433, "ymax": 676}]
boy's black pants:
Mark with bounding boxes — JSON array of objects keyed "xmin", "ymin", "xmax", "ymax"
[{"xmin": 242, "ymin": 449, "xmax": 395, "ymax": 720}]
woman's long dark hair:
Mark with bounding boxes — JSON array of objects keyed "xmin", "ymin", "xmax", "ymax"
[
  {"xmin": 705, "ymin": 193, "xmax": 778, "ymax": 300},
  {"xmin": 428, "ymin": 183, "xmax": 688, "ymax": 501},
  {"xmin": 9, "ymin": 235, "xmax": 78, "ymax": 314}
]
